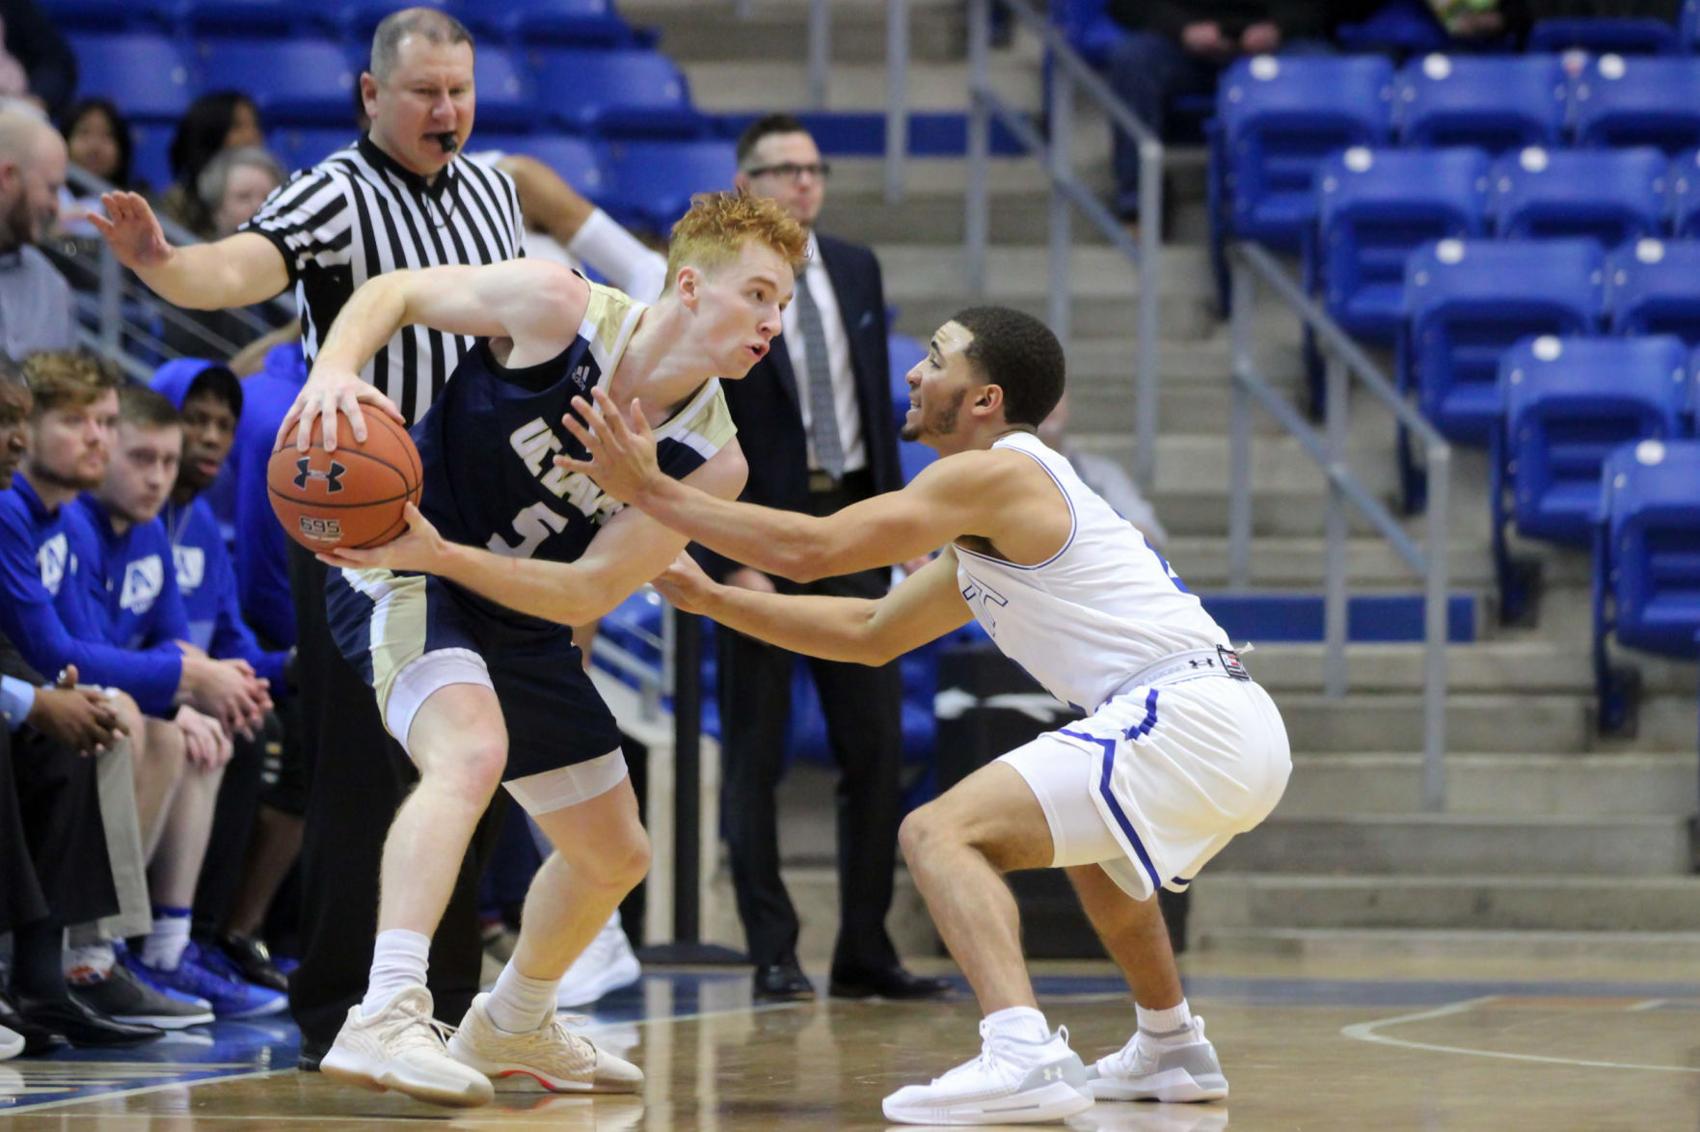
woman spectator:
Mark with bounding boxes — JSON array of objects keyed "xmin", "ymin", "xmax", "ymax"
[
  {"xmin": 160, "ymin": 92, "xmax": 263, "ymax": 238},
  {"xmin": 50, "ymin": 98, "xmax": 142, "ymax": 289}
]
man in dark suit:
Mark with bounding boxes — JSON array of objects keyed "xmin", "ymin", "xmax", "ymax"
[{"xmin": 713, "ymin": 115, "xmax": 948, "ymax": 1002}]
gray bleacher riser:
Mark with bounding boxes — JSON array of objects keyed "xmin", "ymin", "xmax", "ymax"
[{"xmin": 1276, "ymin": 754, "xmax": 1700, "ymax": 816}]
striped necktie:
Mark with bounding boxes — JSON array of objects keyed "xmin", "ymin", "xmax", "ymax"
[{"xmin": 794, "ymin": 274, "xmax": 846, "ymax": 480}]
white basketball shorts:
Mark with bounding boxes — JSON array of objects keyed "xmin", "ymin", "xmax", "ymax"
[{"xmin": 999, "ymin": 673, "xmax": 1291, "ymax": 901}]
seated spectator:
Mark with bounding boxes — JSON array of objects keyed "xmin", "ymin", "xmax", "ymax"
[
  {"xmin": 0, "ymin": 354, "xmax": 280, "ymax": 1021},
  {"xmin": 159, "ymin": 92, "xmax": 263, "ymax": 239},
  {"xmin": 1104, "ymin": 1, "xmax": 1332, "ymax": 224},
  {"xmin": 0, "ymin": 363, "xmax": 158, "ymax": 1052},
  {"xmin": 52, "ymin": 97, "xmax": 142, "ymax": 288},
  {"xmin": 0, "ymin": 105, "xmax": 73, "ymax": 355},
  {"xmin": 160, "ymin": 147, "xmax": 292, "ymax": 360},
  {"xmin": 0, "ymin": 0, "xmax": 75, "ymax": 120}
]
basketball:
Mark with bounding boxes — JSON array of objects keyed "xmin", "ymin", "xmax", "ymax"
[{"xmin": 266, "ymin": 413, "xmax": 422, "ymax": 552}]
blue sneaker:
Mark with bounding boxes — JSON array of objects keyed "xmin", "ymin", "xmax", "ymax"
[{"xmin": 123, "ymin": 942, "xmax": 288, "ymax": 1019}]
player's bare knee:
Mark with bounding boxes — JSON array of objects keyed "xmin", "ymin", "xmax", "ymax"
[
  {"xmin": 418, "ymin": 734, "xmax": 507, "ymax": 802},
  {"xmin": 899, "ymin": 804, "xmax": 954, "ymax": 867},
  {"xmin": 563, "ymin": 822, "xmax": 649, "ymax": 894}
]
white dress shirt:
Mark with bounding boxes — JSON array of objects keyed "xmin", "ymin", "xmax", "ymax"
[{"xmin": 783, "ymin": 233, "xmax": 866, "ymax": 474}]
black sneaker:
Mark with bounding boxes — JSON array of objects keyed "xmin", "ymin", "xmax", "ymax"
[
  {"xmin": 72, "ymin": 962, "xmax": 215, "ymax": 1030},
  {"xmin": 297, "ymin": 1034, "xmax": 329, "ymax": 1072},
  {"xmin": 211, "ymin": 932, "xmax": 289, "ymax": 994}
]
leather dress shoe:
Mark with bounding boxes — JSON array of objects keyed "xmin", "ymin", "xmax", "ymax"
[
  {"xmin": 297, "ymin": 1035, "xmax": 329, "ymax": 1072},
  {"xmin": 752, "ymin": 960, "xmax": 815, "ymax": 1002},
  {"xmin": 828, "ymin": 964, "xmax": 953, "ymax": 1000},
  {"xmin": 213, "ymin": 931, "xmax": 289, "ymax": 993},
  {"xmin": 19, "ymin": 993, "xmax": 164, "ymax": 1047},
  {"xmin": 0, "ymin": 993, "xmax": 63, "ymax": 1055}
]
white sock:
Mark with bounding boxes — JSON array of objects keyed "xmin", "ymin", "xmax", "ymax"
[
  {"xmin": 362, "ymin": 929, "xmax": 431, "ymax": 1017},
  {"xmin": 485, "ymin": 961, "xmax": 560, "ymax": 1034},
  {"xmin": 62, "ymin": 941, "xmax": 116, "ymax": 985},
  {"xmin": 141, "ymin": 909, "xmax": 193, "ymax": 971},
  {"xmin": 983, "ymin": 1005, "xmax": 1053, "ymax": 1045},
  {"xmin": 1136, "ymin": 1000, "xmax": 1194, "ymax": 1039}
]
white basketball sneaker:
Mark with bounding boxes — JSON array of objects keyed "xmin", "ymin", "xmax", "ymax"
[
  {"xmin": 882, "ymin": 1021, "xmax": 1093, "ymax": 1125},
  {"xmin": 554, "ymin": 913, "xmax": 643, "ymax": 1008},
  {"xmin": 1086, "ymin": 1016, "xmax": 1228, "ymax": 1103},
  {"xmin": 319, "ymin": 986, "xmax": 494, "ymax": 1107},
  {"xmin": 448, "ymin": 992, "xmax": 644, "ymax": 1093}
]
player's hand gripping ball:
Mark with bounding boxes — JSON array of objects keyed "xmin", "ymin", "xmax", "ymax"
[{"xmin": 267, "ymin": 413, "xmax": 423, "ymax": 552}]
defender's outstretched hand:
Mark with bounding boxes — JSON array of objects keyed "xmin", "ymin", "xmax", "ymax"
[
  {"xmin": 88, "ymin": 191, "xmax": 174, "ymax": 271},
  {"xmin": 653, "ymin": 552, "xmax": 715, "ymax": 615},
  {"xmin": 557, "ymin": 389, "xmax": 662, "ymax": 504},
  {"xmin": 317, "ymin": 503, "xmax": 446, "ymax": 574}
]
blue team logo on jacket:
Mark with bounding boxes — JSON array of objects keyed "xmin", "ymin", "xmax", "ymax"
[
  {"xmin": 173, "ymin": 545, "xmax": 205, "ymax": 597},
  {"xmin": 36, "ymin": 532, "xmax": 68, "ymax": 595},
  {"xmin": 119, "ymin": 554, "xmax": 165, "ymax": 615}
]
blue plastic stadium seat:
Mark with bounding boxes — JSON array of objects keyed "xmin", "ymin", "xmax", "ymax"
[
  {"xmin": 1489, "ymin": 146, "xmax": 1668, "ymax": 247},
  {"xmin": 1668, "ymin": 150, "xmax": 1700, "ymax": 236},
  {"xmin": 1394, "ymin": 54, "xmax": 1567, "ymax": 154},
  {"xmin": 1214, "ymin": 55, "xmax": 1395, "ymax": 253},
  {"xmin": 1527, "ymin": 17, "xmax": 1682, "ymax": 55},
  {"xmin": 1333, "ymin": 0, "xmax": 1450, "ymax": 55},
  {"xmin": 531, "ymin": 48, "xmax": 705, "ymax": 138},
  {"xmin": 46, "ymin": 0, "xmax": 171, "ymax": 32},
  {"xmin": 1310, "ymin": 146, "xmax": 1490, "ymax": 344},
  {"xmin": 1492, "ymin": 334, "xmax": 1690, "ymax": 619},
  {"xmin": 471, "ymin": 0, "xmax": 636, "ymax": 48},
  {"xmin": 196, "ymin": 38, "xmax": 356, "ymax": 127},
  {"xmin": 303, "ymin": 0, "xmax": 457, "ymax": 41},
  {"xmin": 469, "ymin": 46, "xmax": 537, "ymax": 131},
  {"xmin": 1571, "ymin": 55, "xmax": 1700, "ymax": 154},
  {"xmin": 68, "ymin": 33, "xmax": 193, "ymax": 122},
  {"xmin": 176, "ymin": 0, "xmax": 300, "ymax": 37},
  {"xmin": 603, "ymin": 138, "xmax": 735, "ymax": 232},
  {"xmin": 1593, "ymin": 437, "xmax": 1700, "ymax": 730},
  {"xmin": 271, "ymin": 127, "xmax": 359, "ymax": 174},
  {"xmin": 1050, "ymin": 0, "xmax": 1127, "ymax": 67},
  {"xmin": 1686, "ymin": 0, "xmax": 1700, "ymax": 49},
  {"xmin": 496, "ymin": 135, "xmax": 608, "ymax": 199},
  {"xmin": 1400, "ymin": 238, "xmax": 1606, "ymax": 445},
  {"xmin": 129, "ymin": 121, "xmax": 175, "ymax": 190},
  {"xmin": 1608, "ymin": 239, "xmax": 1700, "ymax": 344}
]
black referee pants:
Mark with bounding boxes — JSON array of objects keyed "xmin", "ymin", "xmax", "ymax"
[{"xmin": 286, "ymin": 545, "xmax": 505, "ymax": 1052}]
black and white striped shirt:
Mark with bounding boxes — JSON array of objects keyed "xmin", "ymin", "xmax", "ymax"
[{"xmin": 241, "ymin": 135, "xmax": 524, "ymax": 425}]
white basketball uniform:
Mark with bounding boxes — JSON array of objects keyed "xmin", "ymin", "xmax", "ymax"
[{"xmin": 956, "ymin": 431, "xmax": 1291, "ymax": 900}]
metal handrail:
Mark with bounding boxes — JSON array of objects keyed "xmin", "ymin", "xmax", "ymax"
[
  {"xmin": 1227, "ymin": 241, "xmax": 1451, "ymax": 810},
  {"xmin": 964, "ymin": 0, "xmax": 1163, "ymax": 489}
]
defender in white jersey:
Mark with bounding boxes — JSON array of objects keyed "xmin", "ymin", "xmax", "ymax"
[{"xmin": 560, "ymin": 306, "xmax": 1291, "ymax": 1126}]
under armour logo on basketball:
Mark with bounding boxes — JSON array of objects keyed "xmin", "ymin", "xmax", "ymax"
[{"xmin": 294, "ymin": 457, "xmax": 347, "ymax": 494}]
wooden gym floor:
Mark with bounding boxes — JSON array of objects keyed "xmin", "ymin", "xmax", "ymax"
[{"xmin": 4, "ymin": 950, "xmax": 1698, "ymax": 1130}]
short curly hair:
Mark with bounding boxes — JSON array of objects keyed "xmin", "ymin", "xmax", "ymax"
[
  {"xmin": 663, "ymin": 191, "xmax": 808, "ymax": 294},
  {"xmin": 950, "ymin": 306, "xmax": 1066, "ymax": 428},
  {"xmin": 22, "ymin": 350, "xmax": 121, "ymax": 416}
]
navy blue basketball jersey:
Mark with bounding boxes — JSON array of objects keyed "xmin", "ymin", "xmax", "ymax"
[{"xmin": 410, "ymin": 280, "xmax": 735, "ymax": 622}]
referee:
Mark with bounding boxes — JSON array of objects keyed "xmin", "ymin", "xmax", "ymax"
[{"xmin": 93, "ymin": 8, "xmax": 521, "ymax": 1065}]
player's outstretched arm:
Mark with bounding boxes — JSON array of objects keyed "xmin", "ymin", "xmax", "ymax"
[
  {"xmin": 656, "ymin": 549, "xmax": 972, "ymax": 666},
  {"xmin": 281, "ymin": 259, "xmax": 592, "ymax": 453},
  {"xmin": 318, "ymin": 441, "xmax": 749, "ymax": 626},
  {"xmin": 559, "ymin": 388, "xmax": 1008, "ymax": 582},
  {"xmin": 90, "ymin": 192, "xmax": 289, "ymax": 310}
]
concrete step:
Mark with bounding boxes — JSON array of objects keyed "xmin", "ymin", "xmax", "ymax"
[
  {"xmin": 627, "ymin": 0, "xmax": 967, "ymax": 65},
  {"xmin": 893, "ymin": 283, "xmax": 1217, "ymax": 344},
  {"xmin": 685, "ymin": 59, "xmax": 1032, "ymax": 114},
  {"xmin": 1279, "ymin": 753, "xmax": 1700, "ymax": 816},
  {"xmin": 875, "ymin": 243, "xmax": 1214, "ymax": 304},
  {"xmin": 1190, "ymin": 927, "xmax": 1700, "ymax": 964},
  {"xmin": 1166, "ymin": 534, "xmax": 1492, "ymax": 590},
  {"xmin": 1248, "ymin": 641, "xmax": 1691, "ymax": 696},
  {"xmin": 1192, "ymin": 874, "xmax": 1700, "ymax": 932},
  {"xmin": 1279, "ymin": 690, "xmax": 1698, "ymax": 753},
  {"xmin": 1213, "ymin": 812, "xmax": 1693, "ymax": 875}
]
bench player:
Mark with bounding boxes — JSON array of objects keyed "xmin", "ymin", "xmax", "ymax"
[
  {"xmin": 281, "ymin": 191, "xmax": 805, "ymax": 1106},
  {"xmin": 552, "ymin": 305, "xmax": 1294, "ymax": 1125}
]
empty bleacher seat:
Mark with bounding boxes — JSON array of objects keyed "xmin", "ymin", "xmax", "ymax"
[
  {"xmin": 176, "ymin": 0, "xmax": 300, "ymax": 37},
  {"xmin": 1401, "ymin": 238, "xmax": 1606, "ymax": 444},
  {"xmin": 1310, "ymin": 146, "xmax": 1490, "ymax": 343},
  {"xmin": 480, "ymin": 0, "xmax": 637, "ymax": 48},
  {"xmin": 1686, "ymin": 0, "xmax": 1700, "ymax": 49},
  {"xmin": 603, "ymin": 138, "xmax": 735, "ymax": 232},
  {"xmin": 1395, "ymin": 54, "xmax": 1567, "ymax": 154},
  {"xmin": 272, "ymin": 127, "xmax": 359, "ymax": 173},
  {"xmin": 1492, "ymin": 334, "xmax": 1690, "ymax": 619},
  {"xmin": 1608, "ymin": 239, "xmax": 1700, "ymax": 344},
  {"xmin": 1572, "ymin": 55, "xmax": 1700, "ymax": 154},
  {"xmin": 1667, "ymin": 150, "xmax": 1700, "ymax": 235},
  {"xmin": 1489, "ymin": 146, "xmax": 1668, "ymax": 247},
  {"xmin": 1213, "ymin": 55, "xmax": 1395, "ymax": 254},
  {"xmin": 469, "ymin": 46, "xmax": 538, "ymax": 131},
  {"xmin": 196, "ymin": 38, "xmax": 357, "ymax": 126},
  {"xmin": 1527, "ymin": 17, "xmax": 1682, "ymax": 55},
  {"xmin": 1593, "ymin": 437, "xmax": 1700, "ymax": 730},
  {"xmin": 68, "ymin": 33, "xmax": 193, "ymax": 122},
  {"xmin": 530, "ymin": 48, "xmax": 705, "ymax": 138},
  {"xmin": 494, "ymin": 134, "xmax": 608, "ymax": 199}
]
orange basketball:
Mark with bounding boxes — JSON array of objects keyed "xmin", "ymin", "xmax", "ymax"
[{"xmin": 267, "ymin": 412, "xmax": 422, "ymax": 552}]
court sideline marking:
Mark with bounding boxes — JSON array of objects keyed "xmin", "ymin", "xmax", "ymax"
[{"xmin": 1340, "ymin": 995, "xmax": 1700, "ymax": 1074}]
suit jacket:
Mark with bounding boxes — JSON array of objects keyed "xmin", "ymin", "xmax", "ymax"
[{"xmin": 707, "ymin": 231, "xmax": 902, "ymax": 581}]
